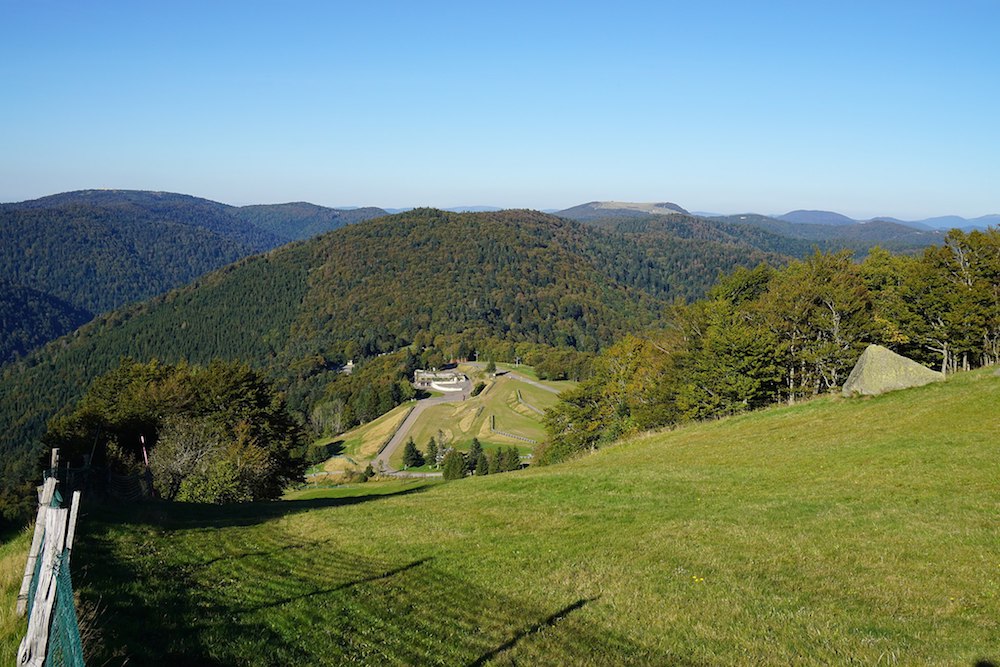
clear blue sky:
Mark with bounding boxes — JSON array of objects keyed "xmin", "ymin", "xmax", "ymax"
[{"xmin": 2, "ymin": 1, "xmax": 997, "ymax": 218}]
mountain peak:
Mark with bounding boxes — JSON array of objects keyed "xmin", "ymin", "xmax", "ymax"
[
  {"xmin": 558, "ymin": 201, "xmax": 689, "ymax": 220},
  {"xmin": 776, "ymin": 210, "xmax": 857, "ymax": 226}
]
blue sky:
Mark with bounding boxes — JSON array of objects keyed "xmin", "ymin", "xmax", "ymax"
[{"xmin": 2, "ymin": 1, "xmax": 997, "ymax": 218}]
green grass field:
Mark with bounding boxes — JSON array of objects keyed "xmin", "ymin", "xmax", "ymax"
[
  {"xmin": 312, "ymin": 402, "xmax": 413, "ymax": 475},
  {"xmin": 5, "ymin": 369, "xmax": 999, "ymax": 664},
  {"xmin": 0, "ymin": 529, "xmax": 30, "ymax": 664}
]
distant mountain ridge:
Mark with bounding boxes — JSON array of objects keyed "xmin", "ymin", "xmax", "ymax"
[
  {"xmin": 775, "ymin": 210, "xmax": 856, "ymax": 226},
  {"xmin": 557, "ymin": 201, "xmax": 689, "ymax": 220},
  {"xmin": 234, "ymin": 202, "xmax": 388, "ymax": 242},
  {"xmin": 0, "ymin": 190, "xmax": 388, "ymax": 364},
  {"xmin": 0, "ymin": 207, "xmax": 787, "ymax": 488},
  {"xmin": 557, "ymin": 199, "xmax": 997, "ymax": 232}
]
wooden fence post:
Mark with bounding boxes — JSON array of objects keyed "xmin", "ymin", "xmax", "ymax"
[
  {"xmin": 16, "ymin": 478, "xmax": 57, "ymax": 617},
  {"xmin": 18, "ymin": 507, "xmax": 68, "ymax": 666}
]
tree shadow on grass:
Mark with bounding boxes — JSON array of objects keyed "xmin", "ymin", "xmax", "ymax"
[
  {"xmin": 75, "ymin": 523, "xmax": 678, "ymax": 666},
  {"xmin": 85, "ymin": 482, "xmax": 433, "ymax": 531},
  {"xmin": 468, "ymin": 596, "xmax": 598, "ymax": 667}
]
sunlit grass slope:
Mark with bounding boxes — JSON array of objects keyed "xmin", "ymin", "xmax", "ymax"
[
  {"xmin": 64, "ymin": 369, "xmax": 1000, "ymax": 664},
  {"xmin": 398, "ymin": 374, "xmax": 562, "ymax": 462},
  {"xmin": 0, "ymin": 529, "xmax": 30, "ymax": 664}
]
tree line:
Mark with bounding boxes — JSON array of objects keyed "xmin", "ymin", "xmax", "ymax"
[{"xmin": 539, "ymin": 228, "xmax": 1000, "ymax": 463}]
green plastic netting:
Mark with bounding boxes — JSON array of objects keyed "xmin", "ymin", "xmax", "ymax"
[{"xmin": 24, "ymin": 484, "xmax": 85, "ymax": 666}]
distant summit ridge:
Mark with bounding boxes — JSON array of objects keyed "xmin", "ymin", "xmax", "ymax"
[
  {"xmin": 557, "ymin": 201, "xmax": 689, "ymax": 220},
  {"xmin": 776, "ymin": 210, "xmax": 857, "ymax": 226}
]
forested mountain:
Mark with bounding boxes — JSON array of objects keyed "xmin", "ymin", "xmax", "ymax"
[
  {"xmin": 0, "ymin": 208, "xmax": 787, "ymax": 521},
  {"xmin": 0, "ymin": 281, "xmax": 91, "ymax": 363},
  {"xmin": 711, "ymin": 213, "xmax": 944, "ymax": 255},
  {"xmin": 577, "ymin": 213, "xmax": 817, "ymax": 258},
  {"xmin": 0, "ymin": 191, "xmax": 389, "ymax": 363},
  {"xmin": 557, "ymin": 202, "xmax": 943, "ymax": 256},
  {"xmin": 0, "ymin": 190, "xmax": 281, "ymax": 315},
  {"xmin": 557, "ymin": 201, "xmax": 689, "ymax": 220},
  {"xmin": 775, "ymin": 209, "xmax": 857, "ymax": 225},
  {"xmin": 233, "ymin": 203, "xmax": 388, "ymax": 242}
]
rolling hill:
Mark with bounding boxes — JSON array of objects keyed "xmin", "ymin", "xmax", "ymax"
[
  {"xmin": 557, "ymin": 201, "xmax": 690, "ymax": 220},
  {"xmin": 0, "ymin": 207, "xmax": 788, "ymax": 516},
  {"xmin": 775, "ymin": 209, "xmax": 857, "ymax": 225},
  {"xmin": 233, "ymin": 202, "xmax": 388, "ymax": 242},
  {"xmin": 712, "ymin": 213, "xmax": 945, "ymax": 254},
  {"xmin": 3, "ymin": 367, "xmax": 994, "ymax": 664},
  {"xmin": 0, "ymin": 191, "xmax": 389, "ymax": 364},
  {"xmin": 558, "ymin": 202, "xmax": 945, "ymax": 256},
  {"xmin": 0, "ymin": 190, "xmax": 281, "ymax": 315},
  {"xmin": 0, "ymin": 281, "xmax": 91, "ymax": 364}
]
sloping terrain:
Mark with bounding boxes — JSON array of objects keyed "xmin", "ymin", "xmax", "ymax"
[
  {"xmin": 12, "ymin": 368, "xmax": 993, "ymax": 665},
  {"xmin": 233, "ymin": 202, "xmax": 387, "ymax": 242},
  {"xmin": 558, "ymin": 201, "xmax": 690, "ymax": 220},
  {"xmin": 0, "ymin": 190, "xmax": 281, "ymax": 313},
  {"xmin": 0, "ymin": 192, "xmax": 387, "ymax": 364},
  {"xmin": 0, "ymin": 281, "xmax": 91, "ymax": 363},
  {"xmin": 712, "ymin": 213, "xmax": 944, "ymax": 254},
  {"xmin": 0, "ymin": 208, "xmax": 779, "ymax": 507}
]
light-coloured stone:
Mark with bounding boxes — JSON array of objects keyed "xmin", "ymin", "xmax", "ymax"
[{"xmin": 842, "ymin": 344, "xmax": 944, "ymax": 397}]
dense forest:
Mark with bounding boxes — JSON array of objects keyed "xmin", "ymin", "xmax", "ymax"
[
  {"xmin": 0, "ymin": 191, "xmax": 388, "ymax": 363},
  {"xmin": 233, "ymin": 203, "xmax": 388, "ymax": 242},
  {"xmin": 583, "ymin": 212, "xmax": 943, "ymax": 258},
  {"xmin": 539, "ymin": 228, "xmax": 1000, "ymax": 463},
  {"xmin": 0, "ymin": 281, "xmax": 91, "ymax": 363},
  {"xmin": 0, "ymin": 207, "xmax": 781, "ymax": 524},
  {"xmin": 46, "ymin": 359, "xmax": 304, "ymax": 503}
]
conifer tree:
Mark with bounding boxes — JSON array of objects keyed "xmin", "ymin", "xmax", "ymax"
[
  {"xmin": 475, "ymin": 451, "xmax": 489, "ymax": 475},
  {"xmin": 488, "ymin": 450, "xmax": 501, "ymax": 474},
  {"xmin": 426, "ymin": 438, "xmax": 439, "ymax": 468},
  {"xmin": 501, "ymin": 447, "xmax": 521, "ymax": 472},
  {"xmin": 441, "ymin": 450, "xmax": 467, "ymax": 480},
  {"xmin": 467, "ymin": 437, "xmax": 483, "ymax": 473},
  {"xmin": 402, "ymin": 437, "xmax": 424, "ymax": 468}
]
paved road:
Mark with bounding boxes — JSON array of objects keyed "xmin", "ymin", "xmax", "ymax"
[
  {"xmin": 505, "ymin": 371, "xmax": 562, "ymax": 395},
  {"xmin": 374, "ymin": 381, "xmax": 472, "ymax": 475},
  {"xmin": 467, "ymin": 362, "xmax": 563, "ymax": 395}
]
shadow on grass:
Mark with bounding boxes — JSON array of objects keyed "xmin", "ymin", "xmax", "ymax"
[
  {"xmin": 75, "ymin": 522, "xmax": 670, "ymax": 666},
  {"xmin": 85, "ymin": 482, "xmax": 433, "ymax": 531},
  {"xmin": 468, "ymin": 595, "xmax": 598, "ymax": 667}
]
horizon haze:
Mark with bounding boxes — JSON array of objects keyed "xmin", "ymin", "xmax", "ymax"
[{"xmin": 2, "ymin": 1, "xmax": 998, "ymax": 219}]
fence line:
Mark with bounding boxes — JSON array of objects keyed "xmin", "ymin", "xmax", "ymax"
[
  {"xmin": 489, "ymin": 415, "xmax": 538, "ymax": 444},
  {"xmin": 18, "ymin": 448, "xmax": 85, "ymax": 666},
  {"xmin": 515, "ymin": 389, "xmax": 544, "ymax": 415}
]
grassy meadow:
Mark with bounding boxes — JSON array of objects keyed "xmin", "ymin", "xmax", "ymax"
[
  {"xmin": 4, "ymin": 368, "xmax": 999, "ymax": 664},
  {"xmin": 0, "ymin": 529, "xmax": 30, "ymax": 664},
  {"xmin": 394, "ymin": 373, "xmax": 564, "ymax": 466}
]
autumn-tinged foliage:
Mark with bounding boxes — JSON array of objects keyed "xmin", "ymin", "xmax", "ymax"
[
  {"xmin": 541, "ymin": 229, "xmax": 1000, "ymax": 463},
  {"xmin": 44, "ymin": 359, "xmax": 305, "ymax": 503},
  {"xmin": 1, "ymin": 207, "xmax": 778, "ymax": 523}
]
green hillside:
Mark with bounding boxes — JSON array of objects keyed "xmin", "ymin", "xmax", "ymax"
[
  {"xmin": 4, "ymin": 368, "xmax": 992, "ymax": 664},
  {"xmin": 0, "ymin": 280, "xmax": 91, "ymax": 364},
  {"xmin": 234, "ymin": 202, "xmax": 388, "ymax": 242},
  {"xmin": 712, "ymin": 213, "xmax": 945, "ymax": 255},
  {"xmin": 0, "ymin": 207, "xmax": 785, "ymax": 518},
  {"xmin": 0, "ymin": 190, "xmax": 283, "ymax": 314}
]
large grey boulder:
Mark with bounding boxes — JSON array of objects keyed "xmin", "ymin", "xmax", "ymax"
[{"xmin": 842, "ymin": 344, "xmax": 944, "ymax": 397}]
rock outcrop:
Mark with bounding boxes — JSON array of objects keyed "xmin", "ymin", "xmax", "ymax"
[{"xmin": 842, "ymin": 344, "xmax": 944, "ymax": 397}]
